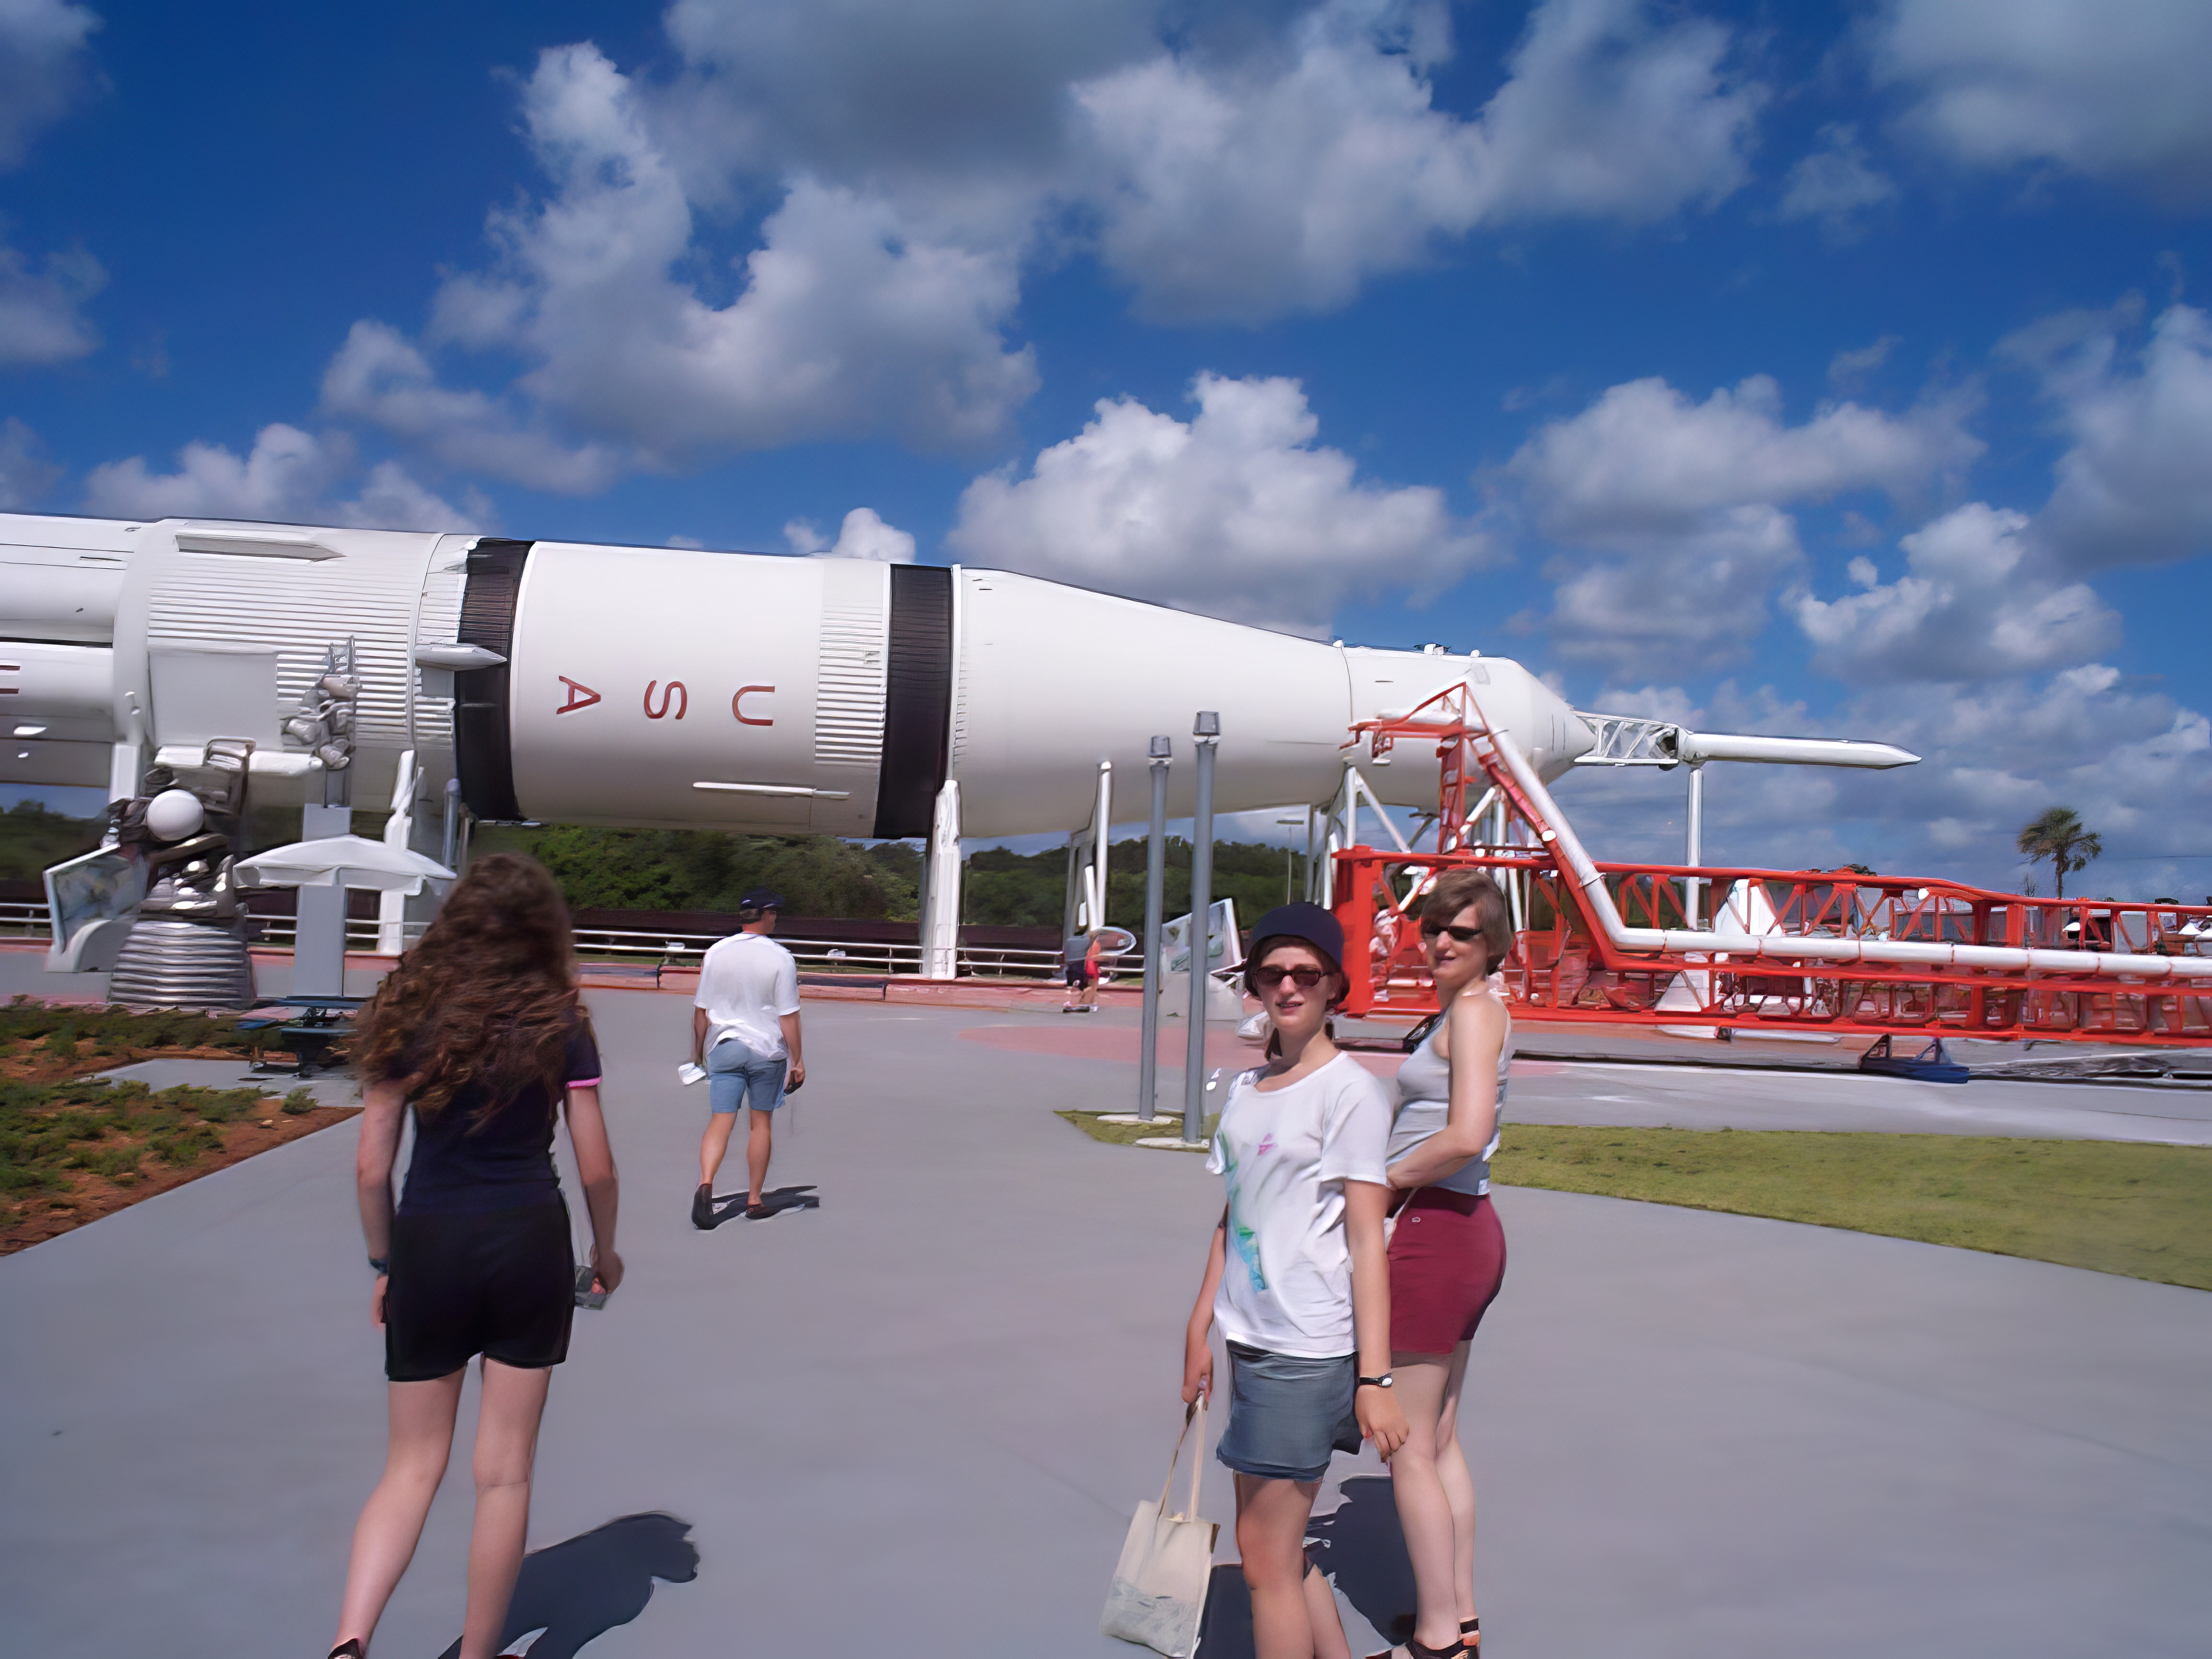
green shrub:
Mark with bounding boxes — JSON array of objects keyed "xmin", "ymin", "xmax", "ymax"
[{"xmin": 281, "ymin": 1088, "xmax": 318, "ymax": 1116}]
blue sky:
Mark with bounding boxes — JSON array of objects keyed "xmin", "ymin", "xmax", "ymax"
[{"xmin": 3, "ymin": 1, "xmax": 2209, "ymax": 896}]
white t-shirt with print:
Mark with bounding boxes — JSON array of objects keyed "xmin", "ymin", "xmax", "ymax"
[
  {"xmin": 1204, "ymin": 1052, "xmax": 1393, "ymax": 1359},
  {"xmin": 693, "ymin": 931, "xmax": 800, "ymax": 1060}
]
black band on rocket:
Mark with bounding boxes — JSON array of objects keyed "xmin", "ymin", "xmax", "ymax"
[
  {"xmin": 873, "ymin": 564, "xmax": 953, "ymax": 839},
  {"xmin": 453, "ymin": 538, "xmax": 530, "ymax": 822}
]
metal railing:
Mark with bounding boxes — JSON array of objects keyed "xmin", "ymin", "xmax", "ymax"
[{"xmin": 2, "ymin": 902, "xmax": 1096, "ymax": 983}]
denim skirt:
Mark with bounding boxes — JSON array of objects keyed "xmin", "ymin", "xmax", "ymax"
[{"xmin": 1214, "ymin": 1341, "xmax": 1362, "ymax": 1482}]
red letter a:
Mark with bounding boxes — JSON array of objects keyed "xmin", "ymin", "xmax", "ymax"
[{"xmin": 557, "ymin": 677, "xmax": 602, "ymax": 714}]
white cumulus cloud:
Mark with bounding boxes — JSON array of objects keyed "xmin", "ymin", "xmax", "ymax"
[
  {"xmin": 0, "ymin": 1, "xmax": 103, "ymax": 365},
  {"xmin": 325, "ymin": 43, "xmax": 1038, "ymax": 485},
  {"xmin": 1508, "ymin": 372, "xmax": 1983, "ymax": 676},
  {"xmin": 949, "ymin": 371, "xmax": 1492, "ymax": 632},
  {"xmin": 1876, "ymin": 0, "xmax": 2212, "ymax": 200},
  {"xmin": 1791, "ymin": 502, "xmax": 2118, "ymax": 682},
  {"xmin": 80, "ymin": 424, "xmax": 486, "ymax": 531},
  {"xmin": 0, "ymin": 240, "xmax": 100, "ymax": 365},
  {"xmin": 1075, "ymin": 0, "xmax": 1764, "ymax": 320},
  {"xmin": 0, "ymin": 0, "xmax": 99, "ymax": 167},
  {"xmin": 1778, "ymin": 123, "xmax": 1896, "ymax": 236},
  {"xmin": 2005, "ymin": 300, "xmax": 2212, "ymax": 569},
  {"xmin": 784, "ymin": 506, "xmax": 916, "ymax": 562},
  {"xmin": 0, "ymin": 414, "xmax": 60, "ymax": 506}
]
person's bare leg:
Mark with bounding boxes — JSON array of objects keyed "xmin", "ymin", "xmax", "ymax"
[
  {"xmin": 332, "ymin": 1370, "xmax": 465, "ymax": 1652},
  {"xmin": 745, "ymin": 1108, "xmax": 773, "ymax": 1206},
  {"xmin": 1236, "ymin": 1473, "xmax": 1323, "ymax": 1659},
  {"xmin": 1304, "ymin": 1559, "xmax": 1353, "ymax": 1659},
  {"xmin": 457, "ymin": 1359, "xmax": 552, "ymax": 1659},
  {"xmin": 1386, "ymin": 1352, "xmax": 1465, "ymax": 1651},
  {"xmin": 1431, "ymin": 1342, "xmax": 1479, "ymax": 1631},
  {"xmin": 697, "ymin": 1113, "xmax": 736, "ymax": 1188}
]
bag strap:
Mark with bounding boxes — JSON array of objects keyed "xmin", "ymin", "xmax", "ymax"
[{"xmin": 1156, "ymin": 1395, "xmax": 1209, "ymax": 1521}]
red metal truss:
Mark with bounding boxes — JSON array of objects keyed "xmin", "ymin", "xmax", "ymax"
[{"xmin": 1333, "ymin": 684, "xmax": 2212, "ymax": 1045}]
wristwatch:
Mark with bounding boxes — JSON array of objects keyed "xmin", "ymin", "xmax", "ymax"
[
  {"xmin": 369, "ymin": 1257, "xmax": 389, "ymax": 1276},
  {"xmin": 1356, "ymin": 1373, "xmax": 1394, "ymax": 1390}
]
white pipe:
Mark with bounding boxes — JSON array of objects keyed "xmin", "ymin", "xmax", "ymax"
[
  {"xmin": 1484, "ymin": 729, "xmax": 2212, "ymax": 984},
  {"xmin": 1675, "ymin": 732, "xmax": 1918, "ymax": 768}
]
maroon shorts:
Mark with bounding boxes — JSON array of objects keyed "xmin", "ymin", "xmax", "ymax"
[{"xmin": 1387, "ymin": 1188, "xmax": 1506, "ymax": 1355}]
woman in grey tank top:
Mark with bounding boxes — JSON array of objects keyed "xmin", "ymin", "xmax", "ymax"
[{"xmin": 1374, "ymin": 870, "xmax": 1514, "ymax": 1658}]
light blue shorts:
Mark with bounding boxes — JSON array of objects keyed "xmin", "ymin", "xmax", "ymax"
[{"xmin": 707, "ymin": 1044, "xmax": 786, "ymax": 1115}]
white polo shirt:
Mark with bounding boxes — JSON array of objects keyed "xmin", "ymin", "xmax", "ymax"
[{"xmin": 694, "ymin": 930, "xmax": 800, "ymax": 1060}]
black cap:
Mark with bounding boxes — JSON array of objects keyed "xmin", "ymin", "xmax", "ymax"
[
  {"xmin": 1247, "ymin": 901, "xmax": 1344, "ymax": 968},
  {"xmin": 738, "ymin": 886, "xmax": 784, "ymax": 911}
]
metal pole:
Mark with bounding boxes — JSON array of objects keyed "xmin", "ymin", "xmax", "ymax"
[
  {"xmin": 1183, "ymin": 713, "xmax": 1220, "ymax": 1144},
  {"xmin": 1138, "ymin": 737, "xmax": 1171, "ymax": 1122},
  {"xmin": 1685, "ymin": 762, "xmax": 1705, "ymax": 927}
]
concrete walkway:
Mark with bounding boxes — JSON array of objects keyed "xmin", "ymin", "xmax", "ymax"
[{"xmin": 2, "ymin": 991, "xmax": 2208, "ymax": 1656}]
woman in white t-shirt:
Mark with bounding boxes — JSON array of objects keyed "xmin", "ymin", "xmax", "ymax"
[{"xmin": 1182, "ymin": 904, "xmax": 1408, "ymax": 1659}]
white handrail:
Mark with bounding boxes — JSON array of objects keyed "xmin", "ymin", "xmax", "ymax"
[{"xmin": 1483, "ymin": 725, "xmax": 2212, "ymax": 983}]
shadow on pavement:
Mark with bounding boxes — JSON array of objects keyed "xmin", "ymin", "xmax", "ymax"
[
  {"xmin": 432, "ymin": 1512, "xmax": 698, "ymax": 1659},
  {"xmin": 1195, "ymin": 1564, "xmax": 1252, "ymax": 1659},
  {"xmin": 704, "ymin": 1184, "xmax": 821, "ymax": 1227},
  {"xmin": 1306, "ymin": 1475, "xmax": 1416, "ymax": 1646}
]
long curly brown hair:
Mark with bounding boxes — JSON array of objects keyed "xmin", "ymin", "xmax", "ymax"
[{"xmin": 351, "ymin": 852, "xmax": 584, "ymax": 1123}]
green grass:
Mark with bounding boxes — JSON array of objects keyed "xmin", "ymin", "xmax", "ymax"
[
  {"xmin": 1491, "ymin": 1126, "xmax": 2212, "ymax": 1291},
  {"xmin": 1054, "ymin": 1110, "xmax": 2212, "ymax": 1289},
  {"xmin": 0, "ymin": 1076, "xmax": 277, "ymax": 1219},
  {"xmin": 1058, "ymin": 1110, "xmax": 1219, "ymax": 1150},
  {"xmin": 0, "ymin": 997, "xmax": 260, "ymax": 1060}
]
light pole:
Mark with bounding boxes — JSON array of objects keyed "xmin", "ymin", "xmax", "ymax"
[
  {"xmin": 1183, "ymin": 712, "xmax": 1220, "ymax": 1146},
  {"xmin": 1138, "ymin": 736, "xmax": 1171, "ymax": 1122},
  {"xmin": 1277, "ymin": 815, "xmax": 1304, "ymax": 903}
]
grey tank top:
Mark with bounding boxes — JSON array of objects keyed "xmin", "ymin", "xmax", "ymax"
[{"xmin": 1386, "ymin": 993, "xmax": 1511, "ymax": 1197}]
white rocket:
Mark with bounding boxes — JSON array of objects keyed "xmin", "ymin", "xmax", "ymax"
[
  {"xmin": 0, "ymin": 513, "xmax": 1615, "ymax": 833},
  {"xmin": 1, "ymin": 509, "xmax": 1917, "ymax": 972}
]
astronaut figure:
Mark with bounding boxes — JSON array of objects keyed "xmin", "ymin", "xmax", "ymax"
[{"xmin": 104, "ymin": 739, "xmax": 259, "ymax": 1009}]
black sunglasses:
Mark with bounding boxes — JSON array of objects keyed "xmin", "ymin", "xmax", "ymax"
[
  {"xmin": 1251, "ymin": 964, "xmax": 1330, "ymax": 989},
  {"xmin": 1421, "ymin": 920, "xmax": 1484, "ymax": 944}
]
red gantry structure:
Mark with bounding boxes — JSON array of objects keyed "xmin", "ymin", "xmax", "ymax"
[{"xmin": 1332, "ymin": 684, "xmax": 2212, "ymax": 1046}]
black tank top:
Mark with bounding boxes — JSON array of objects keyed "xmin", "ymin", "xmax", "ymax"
[{"xmin": 395, "ymin": 1022, "xmax": 602, "ymax": 1216}]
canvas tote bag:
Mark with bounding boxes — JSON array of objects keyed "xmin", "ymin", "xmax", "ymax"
[{"xmin": 1101, "ymin": 1397, "xmax": 1218, "ymax": 1657}]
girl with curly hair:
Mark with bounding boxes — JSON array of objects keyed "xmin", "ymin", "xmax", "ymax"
[{"xmin": 326, "ymin": 853, "xmax": 621, "ymax": 1659}]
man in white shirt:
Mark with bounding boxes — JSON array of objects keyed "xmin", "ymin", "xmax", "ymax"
[{"xmin": 691, "ymin": 886, "xmax": 806, "ymax": 1225}]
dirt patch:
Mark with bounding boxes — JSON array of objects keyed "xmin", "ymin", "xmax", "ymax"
[
  {"xmin": 0, "ymin": 998, "xmax": 359, "ymax": 1256},
  {"xmin": 1, "ymin": 1102, "xmax": 359, "ymax": 1255}
]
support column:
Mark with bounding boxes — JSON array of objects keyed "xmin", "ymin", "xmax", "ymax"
[
  {"xmin": 291, "ymin": 802, "xmax": 352, "ymax": 998},
  {"xmin": 1684, "ymin": 761, "xmax": 1706, "ymax": 928},
  {"xmin": 1183, "ymin": 712, "xmax": 1220, "ymax": 1145},
  {"xmin": 1137, "ymin": 737, "xmax": 1170, "ymax": 1121},
  {"xmin": 1090, "ymin": 761, "xmax": 1113, "ymax": 932},
  {"xmin": 375, "ymin": 749, "xmax": 417, "ymax": 956},
  {"xmin": 920, "ymin": 779, "xmax": 962, "ymax": 981}
]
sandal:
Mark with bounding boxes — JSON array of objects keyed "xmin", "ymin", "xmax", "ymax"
[
  {"xmin": 744, "ymin": 1201, "xmax": 773, "ymax": 1220},
  {"xmin": 1463, "ymin": 1616, "xmax": 1480, "ymax": 1650},
  {"xmin": 329, "ymin": 1643, "xmax": 365, "ymax": 1658},
  {"xmin": 1365, "ymin": 1639, "xmax": 1462, "ymax": 1659}
]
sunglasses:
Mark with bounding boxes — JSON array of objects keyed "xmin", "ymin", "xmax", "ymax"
[
  {"xmin": 1251, "ymin": 965, "xmax": 1331, "ymax": 989},
  {"xmin": 1421, "ymin": 921, "xmax": 1484, "ymax": 944}
]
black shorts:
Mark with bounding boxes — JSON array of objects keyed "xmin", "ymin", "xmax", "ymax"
[
  {"xmin": 384, "ymin": 1202, "xmax": 574, "ymax": 1382},
  {"xmin": 1065, "ymin": 963, "xmax": 1094, "ymax": 988}
]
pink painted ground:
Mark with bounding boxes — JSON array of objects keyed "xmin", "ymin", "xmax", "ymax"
[{"xmin": 954, "ymin": 1020, "xmax": 1568, "ymax": 1081}]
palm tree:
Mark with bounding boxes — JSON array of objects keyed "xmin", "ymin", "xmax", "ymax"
[{"xmin": 2017, "ymin": 807, "xmax": 2103, "ymax": 899}]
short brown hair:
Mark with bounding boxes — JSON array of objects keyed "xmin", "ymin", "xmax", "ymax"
[{"xmin": 1421, "ymin": 870, "xmax": 1514, "ymax": 971}]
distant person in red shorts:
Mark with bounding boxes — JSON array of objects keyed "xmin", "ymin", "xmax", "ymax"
[{"xmin": 1061, "ymin": 926, "xmax": 1101, "ymax": 1013}]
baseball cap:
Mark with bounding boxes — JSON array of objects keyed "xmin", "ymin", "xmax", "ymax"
[
  {"xmin": 738, "ymin": 886, "xmax": 785, "ymax": 911},
  {"xmin": 1246, "ymin": 901, "xmax": 1344, "ymax": 968}
]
